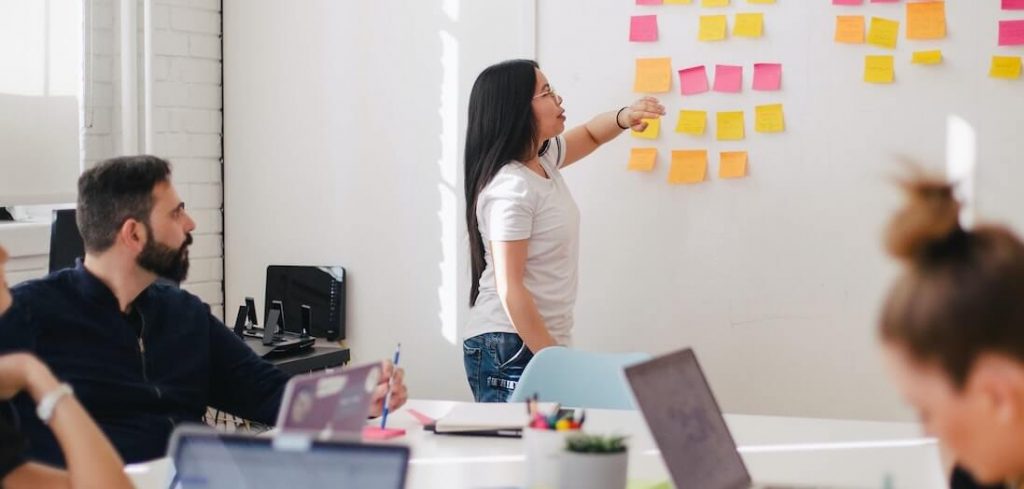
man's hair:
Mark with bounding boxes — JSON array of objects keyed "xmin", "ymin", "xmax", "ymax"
[{"xmin": 77, "ymin": 155, "xmax": 172, "ymax": 253}]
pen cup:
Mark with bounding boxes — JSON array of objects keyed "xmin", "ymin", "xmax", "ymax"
[{"xmin": 523, "ymin": 427, "xmax": 568, "ymax": 489}]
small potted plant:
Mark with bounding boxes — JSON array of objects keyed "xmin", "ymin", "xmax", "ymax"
[{"xmin": 557, "ymin": 434, "xmax": 629, "ymax": 489}]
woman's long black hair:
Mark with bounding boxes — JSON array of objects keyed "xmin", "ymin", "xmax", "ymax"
[{"xmin": 464, "ymin": 59, "xmax": 540, "ymax": 307}]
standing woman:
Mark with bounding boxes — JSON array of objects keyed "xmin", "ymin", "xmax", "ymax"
[
  {"xmin": 879, "ymin": 176, "xmax": 1024, "ymax": 488},
  {"xmin": 462, "ymin": 59, "xmax": 664, "ymax": 402}
]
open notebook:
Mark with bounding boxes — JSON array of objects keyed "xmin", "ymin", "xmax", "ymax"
[{"xmin": 429, "ymin": 402, "xmax": 559, "ymax": 437}]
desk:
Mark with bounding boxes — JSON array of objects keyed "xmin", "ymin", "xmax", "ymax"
[
  {"xmin": 127, "ymin": 399, "xmax": 947, "ymax": 489},
  {"xmin": 266, "ymin": 341, "xmax": 350, "ymax": 376}
]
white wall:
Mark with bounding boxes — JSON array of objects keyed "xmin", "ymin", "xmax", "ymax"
[
  {"xmin": 536, "ymin": 0, "xmax": 1024, "ymax": 420},
  {"xmin": 223, "ymin": 0, "xmax": 535, "ymax": 402},
  {"xmin": 2, "ymin": 0, "xmax": 225, "ymax": 318}
]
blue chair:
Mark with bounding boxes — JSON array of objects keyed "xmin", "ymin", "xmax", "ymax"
[{"xmin": 508, "ymin": 347, "xmax": 651, "ymax": 410}]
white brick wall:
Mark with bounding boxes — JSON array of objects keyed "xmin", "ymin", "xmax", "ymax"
[{"xmin": 3, "ymin": 0, "xmax": 225, "ymax": 320}]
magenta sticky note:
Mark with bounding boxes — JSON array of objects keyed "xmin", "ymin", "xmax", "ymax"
[
  {"xmin": 637, "ymin": 0, "xmax": 663, "ymax": 4},
  {"xmin": 630, "ymin": 15, "xmax": 659, "ymax": 42},
  {"xmin": 678, "ymin": 66, "xmax": 709, "ymax": 95},
  {"xmin": 752, "ymin": 63, "xmax": 782, "ymax": 91},
  {"xmin": 833, "ymin": 0, "xmax": 863, "ymax": 4},
  {"xmin": 713, "ymin": 65, "xmax": 743, "ymax": 93},
  {"xmin": 999, "ymin": 20, "xmax": 1024, "ymax": 46},
  {"xmin": 1003, "ymin": 0, "xmax": 1024, "ymax": 9}
]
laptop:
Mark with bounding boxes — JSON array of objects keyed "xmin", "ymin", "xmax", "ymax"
[
  {"xmin": 165, "ymin": 426, "xmax": 409, "ymax": 489},
  {"xmin": 624, "ymin": 348, "xmax": 822, "ymax": 489},
  {"xmin": 275, "ymin": 362, "xmax": 380, "ymax": 437}
]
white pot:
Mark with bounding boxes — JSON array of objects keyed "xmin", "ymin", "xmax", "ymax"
[
  {"xmin": 557, "ymin": 450, "xmax": 629, "ymax": 489},
  {"xmin": 524, "ymin": 428, "xmax": 569, "ymax": 489}
]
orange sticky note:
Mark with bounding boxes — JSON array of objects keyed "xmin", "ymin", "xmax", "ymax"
[
  {"xmin": 719, "ymin": 151, "xmax": 748, "ymax": 179},
  {"xmin": 835, "ymin": 15, "xmax": 865, "ymax": 44},
  {"xmin": 668, "ymin": 150, "xmax": 708, "ymax": 184},
  {"xmin": 628, "ymin": 148, "xmax": 658, "ymax": 172},
  {"xmin": 906, "ymin": 1, "xmax": 946, "ymax": 40},
  {"xmin": 634, "ymin": 57, "xmax": 673, "ymax": 93}
]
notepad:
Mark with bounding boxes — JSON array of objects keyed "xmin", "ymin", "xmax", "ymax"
[
  {"xmin": 906, "ymin": 2, "xmax": 946, "ymax": 40},
  {"xmin": 433, "ymin": 402, "xmax": 557, "ymax": 434}
]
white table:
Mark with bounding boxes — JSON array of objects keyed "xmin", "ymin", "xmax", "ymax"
[{"xmin": 126, "ymin": 399, "xmax": 947, "ymax": 489}]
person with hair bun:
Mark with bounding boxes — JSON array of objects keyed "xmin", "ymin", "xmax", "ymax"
[{"xmin": 880, "ymin": 175, "xmax": 1024, "ymax": 489}]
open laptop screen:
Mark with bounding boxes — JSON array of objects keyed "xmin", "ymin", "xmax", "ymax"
[
  {"xmin": 625, "ymin": 348, "xmax": 752, "ymax": 489},
  {"xmin": 168, "ymin": 430, "xmax": 409, "ymax": 489}
]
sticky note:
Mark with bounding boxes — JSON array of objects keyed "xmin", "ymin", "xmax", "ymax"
[
  {"xmin": 906, "ymin": 2, "xmax": 946, "ymax": 40},
  {"xmin": 635, "ymin": 58, "xmax": 673, "ymax": 93},
  {"xmin": 990, "ymin": 56, "xmax": 1022, "ymax": 79},
  {"xmin": 637, "ymin": 0, "xmax": 663, "ymax": 5},
  {"xmin": 864, "ymin": 55, "xmax": 895, "ymax": 83},
  {"xmin": 679, "ymin": 65, "xmax": 710, "ymax": 95},
  {"xmin": 632, "ymin": 118, "xmax": 661, "ymax": 139},
  {"xmin": 999, "ymin": 20, "xmax": 1024, "ymax": 46},
  {"xmin": 699, "ymin": 15, "xmax": 728, "ymax": 41},
  {"xmin": 716, "ymin": 111, "xmax": 745, "ymax": 141},
  {"xmin": 752, "ymin": 63, "xmax": 782, "ymax": 91},
  {"xmin": 867, "ymin": 17, "xmax": 899, "ymax": 49},
  {"xmin": 668, "ymin": 150, "xmax": 708, "ymax": 184},
  {"xmin": 719, "ymin": 152, "xmax": 748, "ymax": 179},
  {"xmin": 754, "ymin": 104, "xmax": 784, "ymax": 133},
  {"xmin": 1005, "ymin": 0, "xmax": 1024, "ymax": 9},
  {"xmin": 630, "ymin": 15, "xmax": 659, "ymax": 42},
  {"xmin": 835, "ymin": 15, "xmax": 865, "ymax": 44},
  {"xmin": 628, "ymin": 148, "xmax": 658, "ymax": 172},
  {"xmin": 912, "ymin": 50, "xmax": 943, "ymax": 65},
  {"xmin": 675, "ymin": 110, "xmax": 707, "ymax": 135},
  {"xmin": 833, "ymin": 0, "xmax": 863, "ymax": 4},
  {"xmin": 702, "ymin": 0, "xmax": 729, "ymax": 6},
  {"xmin": 734, "ymin": 13, "xmax": 764, "ymax": 37},
  {"xmin": 713, "ymin": 65, "xmax": 743, "ymax": 92}
]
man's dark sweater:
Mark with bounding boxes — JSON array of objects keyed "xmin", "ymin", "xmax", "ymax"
[{"xmin": 0, "ymin": 263, "xmax": 289, "ymax": 465}]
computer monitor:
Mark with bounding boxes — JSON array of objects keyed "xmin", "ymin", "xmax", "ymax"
[
  {"xmin": 49, "ymin": 208, "xmax": 84, "ymax": 273},
  {"xmin": 265, "ymin": 265, "xmax": 346, "ymax": 341}
]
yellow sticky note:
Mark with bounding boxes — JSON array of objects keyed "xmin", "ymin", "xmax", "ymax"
[
  {"xmin": 734, "ymin": 13, "xmax": 764, "ymax": 38},
  {"xmin": 864, "ymin": 55, "xmax": 895, "ymax": 84},
  {"xmin": 907, "ymin": 1, "xmax": 946, "ymax": 40},
  {"xmin": 754, "ymin": 104, "xmax": 784, "ymax": 133},
  {"xmin": 628, "ymin": 148, "xmax": 658, "ymax": 172},
  {"xmin": 675, "ymin": 110, "xmax": 707, "ymax": 136},
  {"xmin": 668, "ymin": 150, "xmax": 708, "ymax": 185},
  {"xmin": 716, "ymin": 111, "xmax": 745, "ymax": 141},
  {"xmin": 990, "ymin": 56, "xmax": 1022, "ymax": 79},
  {"xmin": 867, "ymin": 17, "xmax": 899, "ymax": 49},
  {"xmin": 912, "ymin": 50, "xmax": 943, "ymax": 65},
  {"xmin": 632, "ymin": 118, "xmax": 661, "ymax": 140},
  {"xmin": 634, "ymin": 58, "xmax": 673, "ymax": 93},
  {"xmin": 664, "ymin": 0, "xmax": 692, "ymax": 3},
  {"xmin": 701, "ymin": 0, "xmax": 729, "ymax": 6},
  {"xmin": 835, "ymin": 15, "xmax": 865, "ymax": 44},
  {"xmin": 719, "ymin": 151, "xmax": 748, "ymax": 179},
  {"xmin": 699, "ymin": 15, "xmax": 728, "ymax": 41}
]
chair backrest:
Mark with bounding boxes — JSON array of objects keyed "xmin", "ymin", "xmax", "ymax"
[{"xmin": 508, "ymin": 347, "xmax": 651, "ymax": 410}]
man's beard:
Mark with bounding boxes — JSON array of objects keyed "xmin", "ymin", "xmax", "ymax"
[{"xmin": 137, "ymin": 229, "xmax": 192, "ymax": 283}]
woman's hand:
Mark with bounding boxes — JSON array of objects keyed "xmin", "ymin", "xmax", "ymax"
[
  {"xmin": 618, "ymin": 97, "xmax": 666, "ymax": 132},
  {"xmin": 0, "ymin": 353, "xmax": 59, "ymax": 402}
]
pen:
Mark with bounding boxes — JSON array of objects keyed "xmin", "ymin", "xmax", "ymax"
[{"xmin": 380, "ymin": 342, "xmax": 401, "ymax": 429}]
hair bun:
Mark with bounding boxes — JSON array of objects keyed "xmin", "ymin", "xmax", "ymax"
[{"xmin": 886, "ymin": 175, "xmax": 962, "ymax": 262}]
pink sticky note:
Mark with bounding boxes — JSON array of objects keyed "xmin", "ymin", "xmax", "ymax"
[
  {"xmin": 637, "ymin": 0, "xmax": 663, "ymax": 4},
  {"xmin": 630, "ymin": 15, "xmax": 659, "ymax": 42},
  {"xmin": 1000, "ymin": 20, "xmax": 1024, "ymax": 45},
  {"xmin": 678, "ymin": 66, "xmax": 709, "ymax": 95},
  {"xmin": 833, "ymin": 0, "xmax": 863, "ymax": 4},
  {"xmin": 713, "ymin": 65, "xmax": 743, "ymax": 93},
  {"xmin": 752, "ymin": 63, "xmax": 782, "ymax": 91},
  {"xmin": 1004, "ymin": 0, "xmax": 1024, "ymax": 9}
]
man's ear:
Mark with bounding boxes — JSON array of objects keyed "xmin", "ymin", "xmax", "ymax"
[{"xmin": 117, "ymin": 219, "xmax": 147, "ymax": 253}]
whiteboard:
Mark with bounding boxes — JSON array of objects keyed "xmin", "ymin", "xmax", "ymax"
[{"xmin": 538, "ymin": 0, "xmax": 1024, "ymax": 419}]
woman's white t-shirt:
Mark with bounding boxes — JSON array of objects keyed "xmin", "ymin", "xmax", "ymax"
[{"xmin": 464, "ymin": 136, "xmax": 580, "ymax": 345}]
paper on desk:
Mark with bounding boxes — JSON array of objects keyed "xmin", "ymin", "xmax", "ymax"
[{"xmin": 434, "ymin": 402, "xmax": 558, "ymax": 433}]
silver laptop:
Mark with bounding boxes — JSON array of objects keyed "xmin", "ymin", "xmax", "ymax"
[
  {"xmin": 624, "ymin": 348, "xmax": 822, "ymax": 489},
  {"xmin": 165, "ymin": 426, "xmax": 409, "ymax": 489}
]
